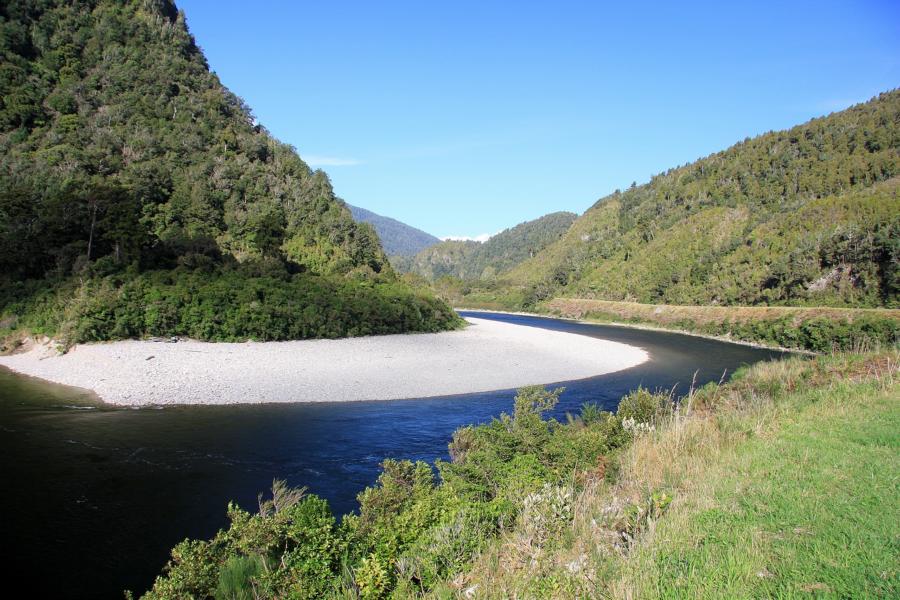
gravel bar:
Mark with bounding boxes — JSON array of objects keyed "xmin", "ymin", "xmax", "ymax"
[{"xmin": 0, "ymin": 317, "xmax": 648, "ymax": 406}]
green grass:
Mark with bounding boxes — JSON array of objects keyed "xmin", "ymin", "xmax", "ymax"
[
  {"xmin": 625, "ymin": 379, "xmax": 899, "ymax": 598},
  {"xmin": 449, "ymin": 353, "xmax": 899, "ymax": 599}
]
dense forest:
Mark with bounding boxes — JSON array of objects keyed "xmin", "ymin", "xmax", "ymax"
[
  {"xmin": 505, "ymin": 91, "xmax": 900, "ymax": 308},
  {"xmin": 431, "ymin": 92, "xmax": 898, "ymax": 311},
  {"xmin": 348, "ymin": 204, "xmax": 440, "ymax": 257},
  {"xmin": 394, "ymin": 211, "xmax": 576, "ymax": 280},
  {"xmin": 0, "ymin": 0, "xmax": 460, "ymax": 342}
]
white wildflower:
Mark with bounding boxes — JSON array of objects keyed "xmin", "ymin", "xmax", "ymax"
[
  {"xmin": 622, "ymin": 416, "xmax": 655, "ymax": 435},
  {"xmin": 520, "ymin": 483, "xmax": 575, "ymax": 541}
]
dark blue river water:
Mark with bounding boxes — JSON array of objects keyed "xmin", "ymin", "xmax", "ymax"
[{"xmin": 0, "ymin": 312, "xmax": 787, "ymax": 598}]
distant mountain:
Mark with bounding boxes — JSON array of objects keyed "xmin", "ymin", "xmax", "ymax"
[
  {"xmin": 507, "ymin": 90, "xmax": 899, "ymax": 308},
  {"xmin": 347, "ymin": 204, "xmax": 440, "ymax": 256},
  {"xmin": 397, "ymin": 212, "xmax": 577, "ymax": 280}
]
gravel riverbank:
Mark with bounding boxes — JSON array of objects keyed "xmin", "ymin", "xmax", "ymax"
[{"xmin": 0, "ymin": 317, "xmax": 648, "ymax": 406}]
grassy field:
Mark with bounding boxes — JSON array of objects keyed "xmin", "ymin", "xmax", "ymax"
[
  {"xmin": 450, "ymin": 351, "xmax": 899, "ymax": 598},
  {"xmin": 617, "ymin": 360, "xmax": 898, "ymax": 598}
]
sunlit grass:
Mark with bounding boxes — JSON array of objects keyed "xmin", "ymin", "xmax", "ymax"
[
  {"xmin": 450, "ymin": 351, "xmax": 899, "ymax": 598},
  {"xmin": 619, "ymin": 380, "xmax": 898, "ymax": 598}
]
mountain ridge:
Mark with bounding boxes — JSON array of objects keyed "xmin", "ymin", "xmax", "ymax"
[
  {"xmin": 480, "ymin": 91, "xmax": 899, "ymax": 309},
  {"xmin": 395, "ymin": 211, "xmax": 577, "ymax": 280},
  {"xmin": 347, "ymin": 204, "xmax": 440, "ymax": 257}
]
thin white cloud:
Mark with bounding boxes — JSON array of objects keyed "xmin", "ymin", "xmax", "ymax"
[
  {"xmin": 304, "ymin": 155, "xmax": 362, "ymax": 167},
  {"xmin": 441, "ymin": 233, "xmax": 496, "ymax": 243}
]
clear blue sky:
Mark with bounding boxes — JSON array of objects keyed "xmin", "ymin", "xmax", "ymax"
[{"xmin": 177, "ymin": 0, "xmax": 899, "ymax": 239}]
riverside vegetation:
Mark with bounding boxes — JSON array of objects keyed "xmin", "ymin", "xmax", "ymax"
[
  {"xmin": 0, "ymin": 0, "xmax": 460, "ymax": 345},
  {"xmin": 545, "ymin": 298, "xmax": 900, "ymax": 353},
  {"xmin": 141, "ymin": 348, "xmax": 898, "ymax": 599}
]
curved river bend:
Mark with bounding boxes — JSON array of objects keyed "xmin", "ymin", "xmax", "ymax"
[{"xmin": 0, "ymin": 312, "xmax": 787, "ymax": 598}]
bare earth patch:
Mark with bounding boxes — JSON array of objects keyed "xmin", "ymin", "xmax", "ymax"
[{"xmin": 0, "ymin": 317, "xmax": 647, "ymax": 406}]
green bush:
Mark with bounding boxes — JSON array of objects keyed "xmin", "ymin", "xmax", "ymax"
[
  {"xmin": 575, "ymin": 307, "xmax": 899, "ymax": 353},
  {"xmin": 1, "ymin": 262, "xmax": 462, "ymax": 345},
  {"xmin": 143, "ymin": 386, "xmax": 642, "ymax": 599},
  {"xmin": 725, "ymin": 315, "xmax": 899, "ymax": 352},
  {"xmin": 616, "ymin": 388, "xmax": 673, "ymax": 425},
  {"xmin": 579, "ymin": 402, "xmax": 607, "ymax": 425},
  {"xmin": 214, "ymin": 555, "xmax": 262, "ymax": 600}
]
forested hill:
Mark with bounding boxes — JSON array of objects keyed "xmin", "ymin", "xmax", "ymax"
[
  {"xmin": 507, "ymin": 91, "xmax": 900, "ymax": 308},
  {"xmin": 348, "ymin": 204, "xmax": 440, "ymax": 257},
  {"xmin": 0, "ymin": 0, "xmax": 459, "ymax": 342},
  {"xmin": 396, "ymin": 211, "xmax": 577, "ymax": 280}
]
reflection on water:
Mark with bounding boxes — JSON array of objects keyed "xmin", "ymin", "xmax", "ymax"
[{"xmin": 0, "ymin": 312, "xmax": 787, "ymax": 598}]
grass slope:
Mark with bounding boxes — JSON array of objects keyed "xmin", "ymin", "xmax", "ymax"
[
  {"xmin": 453, "ymin": 352, "xmax": 899, "ymax": 599},
  {"xmin": 621, "ymin": 373, "xmax": 898, "ymax": 598}
]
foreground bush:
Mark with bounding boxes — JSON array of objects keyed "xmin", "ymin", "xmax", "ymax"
[{"xmin": 141, "ymin": 386, "xmax": 664, "ymax": 598}]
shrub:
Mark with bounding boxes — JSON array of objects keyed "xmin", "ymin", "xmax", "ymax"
[
  {"xmin": 214, "ymin": 555, "xmax": 262, "ymax": 600},
  {"xmin": 579, "ymin": 402, "xmax": 606, "ymax": 425},
  {"xmin": 354, "ymin": 555, "xmax": 390, "ymax": 600},
  {"xmin": 142, "ymin": 385, "xmax": 690, "ymax": 599},
  {"xmin": 616, "ymin": 388, "xmax": 673, "ymax": 425},
  {"xmin": 1, "ymin": 263, "xmax": 463, "ymax": 345},
  {"xmin": 519, "ymin": 483, "xmax": 575, "ymax": 548}
]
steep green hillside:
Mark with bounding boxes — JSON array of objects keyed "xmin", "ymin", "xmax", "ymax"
[
  {"xmin": 507, "ymin": 91, "xmax": 899, "ymax": 308},
  {"xmin": 397, "ymin": 211, "xmax": 577, "ymax": 280},
  {"xmin": 348, "ymin": 204, "xmax": 440, "ymax": 257},
  {"xmin": 392, "ymin": 238, "xmax": 479, "ymax": 279},
  {"xmin": 0, "ymin": 0, "xmax": 459, "ymax": 341}
]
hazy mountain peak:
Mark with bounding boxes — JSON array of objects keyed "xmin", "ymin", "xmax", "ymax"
[{"xmin": 347, "ymin": 204, "xmax": 440, "ymax": 257}]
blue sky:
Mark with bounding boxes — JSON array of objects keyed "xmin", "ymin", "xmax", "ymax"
[{"xmin": 178, "ymin": 0, "xmax": 899, "ymax": 239}]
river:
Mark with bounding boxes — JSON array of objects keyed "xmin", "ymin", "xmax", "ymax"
[{"xmin": 0, "ymin": 312, "xmax": 787, "ymax": 598}]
